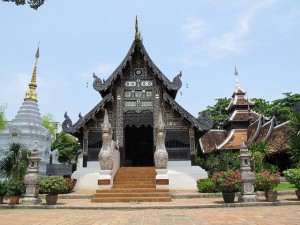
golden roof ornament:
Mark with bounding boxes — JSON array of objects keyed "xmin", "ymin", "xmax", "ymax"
[
  {"xmin": 25, "ymin": 46, "xmax": 39, "ymax": 102},
  {"xmin": 135, "ymin": 16, "xmax": 141, "ymax": 41}
]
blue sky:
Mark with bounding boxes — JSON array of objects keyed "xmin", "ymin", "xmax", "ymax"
[{"xmin": 0, "ymin": 0, "xmax": 299, "ymax": 122}]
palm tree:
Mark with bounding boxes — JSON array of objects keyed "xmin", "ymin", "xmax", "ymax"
[
  {"xmin": 0, "ymin": 143, "xmax": 29, "ymax": 180},
  {"xmin": 248, "ymin": 141, "xmax": 270, "ymax": 173}
]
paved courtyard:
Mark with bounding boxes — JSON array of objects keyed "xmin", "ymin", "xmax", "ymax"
[{"xmin": 0, "ymin": 205, "xmax": 299, "ymax": 225}]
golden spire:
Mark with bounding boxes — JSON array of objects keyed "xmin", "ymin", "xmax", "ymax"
[
  {"xmin": 25, "ymin": 46, "xmax": 39, "ymax": 102},
  {"xmin": 135, "ymin": 15, "xmax": 140, "ymax": 41},
  {"xmin": 234, "ymin": 66, "xmax": 239, "ymax": 87}
]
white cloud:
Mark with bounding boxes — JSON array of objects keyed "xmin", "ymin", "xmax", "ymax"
[
  {"xmin": 176, "ymin": 0, "xmax": 278, "ymax": 67},
  {"xmin": 79, "ymin": 62, "xmax": 116, "ymax": 81},
  {"xmin": 181, "ymin": 17, "xmax": 207, "ymax": 41}
]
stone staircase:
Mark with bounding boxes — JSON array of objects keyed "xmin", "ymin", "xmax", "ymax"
[{"xmin": 91, "ymin": 167, "xmax": 171, "ymax": 203}]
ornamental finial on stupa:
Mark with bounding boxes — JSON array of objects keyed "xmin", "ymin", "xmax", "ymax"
[
  {"xmin": 135, "ymin": 15, "xmax": 141, "ymax": 41},
  {"xmin": 24, "ymin": 45, "xmax": 39, "ymax": 102}
]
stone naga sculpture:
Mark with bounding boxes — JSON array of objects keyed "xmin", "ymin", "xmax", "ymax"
[
  {"xmin": 154, "ymin": 108, "xmax": 168, "ymax": 169},
  {"xmin": 98, "ymin": 109, "xmax": 119, "ymax": 170}
]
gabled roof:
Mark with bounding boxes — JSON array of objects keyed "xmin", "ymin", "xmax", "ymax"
[
  {"xmin": 62, "ymin": 93, "xmax": 113, "ymax": 134},
  {"xmin": 216, "ymin": 129, "xmax": 247, "ymax": 150},
  {"xmin": 256, "ymin": 117, "xmax": 275, "ymax": 142},
  {"xmin": 247, "ymin": 117, "xmax": 263, "ymax": 144},
  {"xmin": 199, "ymin": 130, "xmax": 227, "ymax": 154},
  {"xmin": 93, "ymin": 39, "xmax": 182, "ymax": 99},
  {"xmin": 226, "ymin": 86, "xmax": 255, "ymax": 111},
  {"xmin": 268, "ymin": 121, "xmax": 291, "ymax": 153},
  {"xmin": 163, "ymin": 93, "xmax": 213, "ymax": 131}
]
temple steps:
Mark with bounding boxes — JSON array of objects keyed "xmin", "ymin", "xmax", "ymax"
[{"xmin": 91, "ymin": 167, "xmax": 171, "ymax": 203}]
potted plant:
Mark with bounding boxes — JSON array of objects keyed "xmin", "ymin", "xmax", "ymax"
[
  {"xmin": 39, "ymin": 176, "xmax": 69, "ymax": 205},
  {"xmin": 211, "ymin": 170, "xmax": 242, "ymax": 203},
  {"xmin": 5, "ymin": 179, "xmax": 25, "ymax": 204},
  {"xmin": 283, "ymin": 168, "xmax": 300, "ymax": 200},
  {"xmin": 254, "ymin": 171, "xmax": 280, "ymax": 202},
  {"xmin": 0, "ymin": 180, "xmax": 6, "ymax": 204}
]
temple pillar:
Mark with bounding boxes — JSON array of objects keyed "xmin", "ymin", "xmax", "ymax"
[
  {"xmin": 189, "ymin": 127, "xmax": 196, "ymax": 165},
  {"xmin": 83, "ymin": 128, "xmax": 89, "ymax": 167},
  {"xmin": 116, "ymin": 87, "xmax": 124, "ymax": 165}
]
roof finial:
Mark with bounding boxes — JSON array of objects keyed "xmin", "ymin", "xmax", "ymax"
[
  {"xmin": 234, "ymin": 66, "xmax": 239, "ymax": 87},
  {"xmin": 25, "ymin": 45, "xmax": 39, "ymax": 102},
  {"xmin": 135, "ymin": 15, "xmax": 140, "ymax": 41}
]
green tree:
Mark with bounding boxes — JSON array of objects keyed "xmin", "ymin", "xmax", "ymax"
[
  {"xmin": 248, "ymin": 141, "xmax": 270, "ymax": 173},
  {"xmin": 0, "ymin": 104, "xmax": 7, "ymax": 131},
  {"xmin": 288, "ymin": 112, "xmax": 300, "ymax": 168},
  {"xmin": 0, "ymin": 143, "xmax": 29, "ymax": 180},
  {"xmin": 51, "ymin": 132, "xmax": 81, "ymax": 164},
  {"xmin": 199, "ymin": 98, "xmax": 231, "ymax": 128},
  {"xmin": 42, "ymin": 113, "xmax": 56, "ymax": 136},
  {"xmin": 2, "ymin": 0, "xmax": 45, "ymax": 10}
]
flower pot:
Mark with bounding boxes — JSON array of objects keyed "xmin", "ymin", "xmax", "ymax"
[
  {"xmin": 295, "ymin": 190, "xmax": 300, "ymax": 200},
  {"xmin": 45, "ymin": 194, "xmax": 58, "ymax": 205},
  {"xmin": 265, "ymin": 191, "xmax": 277, "ymax": 202},
  {"xmin": 9, "ymin": 196, "xmax": 20, "ymax": 205},
  {"xmin": 0, "ymin": 195, "xmax": 4, "ymax": 204},
  {"xmin": 222, "ymin": 192, "xmax": 235, "ymax": 203}
]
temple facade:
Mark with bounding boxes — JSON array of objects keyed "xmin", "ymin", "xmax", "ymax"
[{"xmin": 63, "ymin": 19, "xmax": 213, "ymax": 171}]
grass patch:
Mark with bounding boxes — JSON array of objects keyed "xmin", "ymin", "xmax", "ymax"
[{"xmin": 274, "ymin": 183, "xmax": 297, "ymax": 191}]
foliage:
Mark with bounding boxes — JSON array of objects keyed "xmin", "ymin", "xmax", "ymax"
[
  {"xmin": 211, "ymin": 170, "xmax": 242, "ymax": 193},
  {"xmin": 203, "ymin": 151, "xmax": 240, "ymax": 177},
  {"xmin": 64, "ymin": 178, "xmax": 76, "ymax": 193},
  {"xmin": 254, "ymin": 171, "xmax": 280, "ymax": 191},
  {"xmin": 5, "ymin": 179, "xmax": 25, "ymax": 196},
  {"xmin": 288, "ymin": 112, "xmax": 300, "ymax": 168},
  {"xmin": 39, "ymin": 176, "xmax": 69, "ymax": 195},
  {"xmin": 248, "ymin": 141, "xmax": 270, "ymax": 173},
  {"xmin": 197, "ymin": 178, "xmax": 218, "ymax": 193},
  {"xmin": 0, "ymin": 104, "xmax": 7, "ymax": 131},
  {"xmin": 51, "ymin": 132, "xmax": 82, "ymax": 164},
  {"xmin": 42, "ymin": 113, "xmax": 56, "ymax": 136},
  {"xmin": 0, "ymin": 180, "xmax": 7, "ymax": 195},
  {"xmin": 2, "ymin": 0, "xmax": 45, "ymax": 10},
  {"xmin": 0, "ymin": 143, "xmax": 29, "ymax": 180},
  {"xmin": 252, "ymin": 93, "xmax": 300, "ymax": 124},
  {"xmin": 199, "ymin": 93, "xmax": 299, "ymax": 128},
  {"xmin": 283, "ymin": 168, "xmax": 300, "ymax": 189},
  {"xmin": 199, "ymin": 97, "xmax": 231, "ymax": 128}
]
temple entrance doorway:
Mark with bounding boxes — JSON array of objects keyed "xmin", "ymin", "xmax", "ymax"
[{"xmin": 124, "ymin": 125, "xmax": 154, "ymax": 166}]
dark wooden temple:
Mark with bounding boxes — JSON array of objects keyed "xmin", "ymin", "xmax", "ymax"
[{"xmin": 62, "ymin": 19, "xmax": 213, "ymax": 167}]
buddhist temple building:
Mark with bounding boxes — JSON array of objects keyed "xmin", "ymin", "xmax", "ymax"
[
  {"xmin": 0, "ymin": 47, "xmax": 54, "ymax": 174},
  {"xmin": 63, "ymin": 18, "xmax": 213, "ymax": 189},
  {"xmin": 199, "ymin": 68, "xmax": 291, "ymax": 171}
]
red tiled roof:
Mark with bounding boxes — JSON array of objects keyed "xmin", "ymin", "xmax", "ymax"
[
  {"xmin": 268, "ymin": 121, "xmax": 291, "ymax": 153},
  {"xmin": 199, "ymin": 130, "xmax": 227, "ymax": 154},
  {"xmin": 247, "ymin": 117, "xmax": 263, "ymax": 144},
  {"xmin": 217, "ymin": 129, "xmax": 247, "ymax": 150},
  {"xmin": 256, "ymin": 118, "xmax": 275, "ymax": 142}
]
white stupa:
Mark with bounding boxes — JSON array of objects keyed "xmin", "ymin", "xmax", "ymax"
[{"xmin": 0, "ymin": 47, "xmax": 54, "ymax": 174}]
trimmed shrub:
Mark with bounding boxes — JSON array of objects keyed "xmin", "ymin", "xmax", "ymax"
[{"xmin": 197, "ymin": 178, "xmax": 219, "ymax": 193}]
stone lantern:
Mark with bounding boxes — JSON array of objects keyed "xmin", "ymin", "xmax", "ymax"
[
  {"xmin": 21, "ymin": 141, "xmax": 42, "ymax": 205},
  {"xmin": 240, "ymin": 141, "xmax": 257, "ymax": 202}
]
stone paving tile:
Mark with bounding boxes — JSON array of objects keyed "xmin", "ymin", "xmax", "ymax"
[{"xmin": 0, "ymin": 206, "xmax": 299, "ymax": 225}]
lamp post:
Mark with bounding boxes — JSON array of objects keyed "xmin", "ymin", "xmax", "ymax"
[
  {"xmin": 240, "ymin": 142, "xmax": 257, "ymax": 202},
  {"xmin": 21, "ymin": 141, "xmax": 42, "ymax": 205}
]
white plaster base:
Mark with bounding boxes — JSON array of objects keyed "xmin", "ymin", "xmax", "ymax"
[
  {"xmin": 155, "ymin": 169, "xmax": 169, "ymax": 189},
  {"xmin": 98, "ymin": 170, "xmax": 113, "ymax": 190},
  {"xmin": 167, "ymin": 161, "xmax": 208, "ymax": 190}
]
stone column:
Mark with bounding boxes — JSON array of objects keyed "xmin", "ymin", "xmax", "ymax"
[
  {"xmin": 21, "ymin": 141, "xmax": 42, "ymax": 205},
  {"xmin": 154, "ymin": 108, "xmax": 169, "ymax": 189},
  {"xmin": 240, "ymin": 142, "xmax": 257, "ymax": 202}
]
